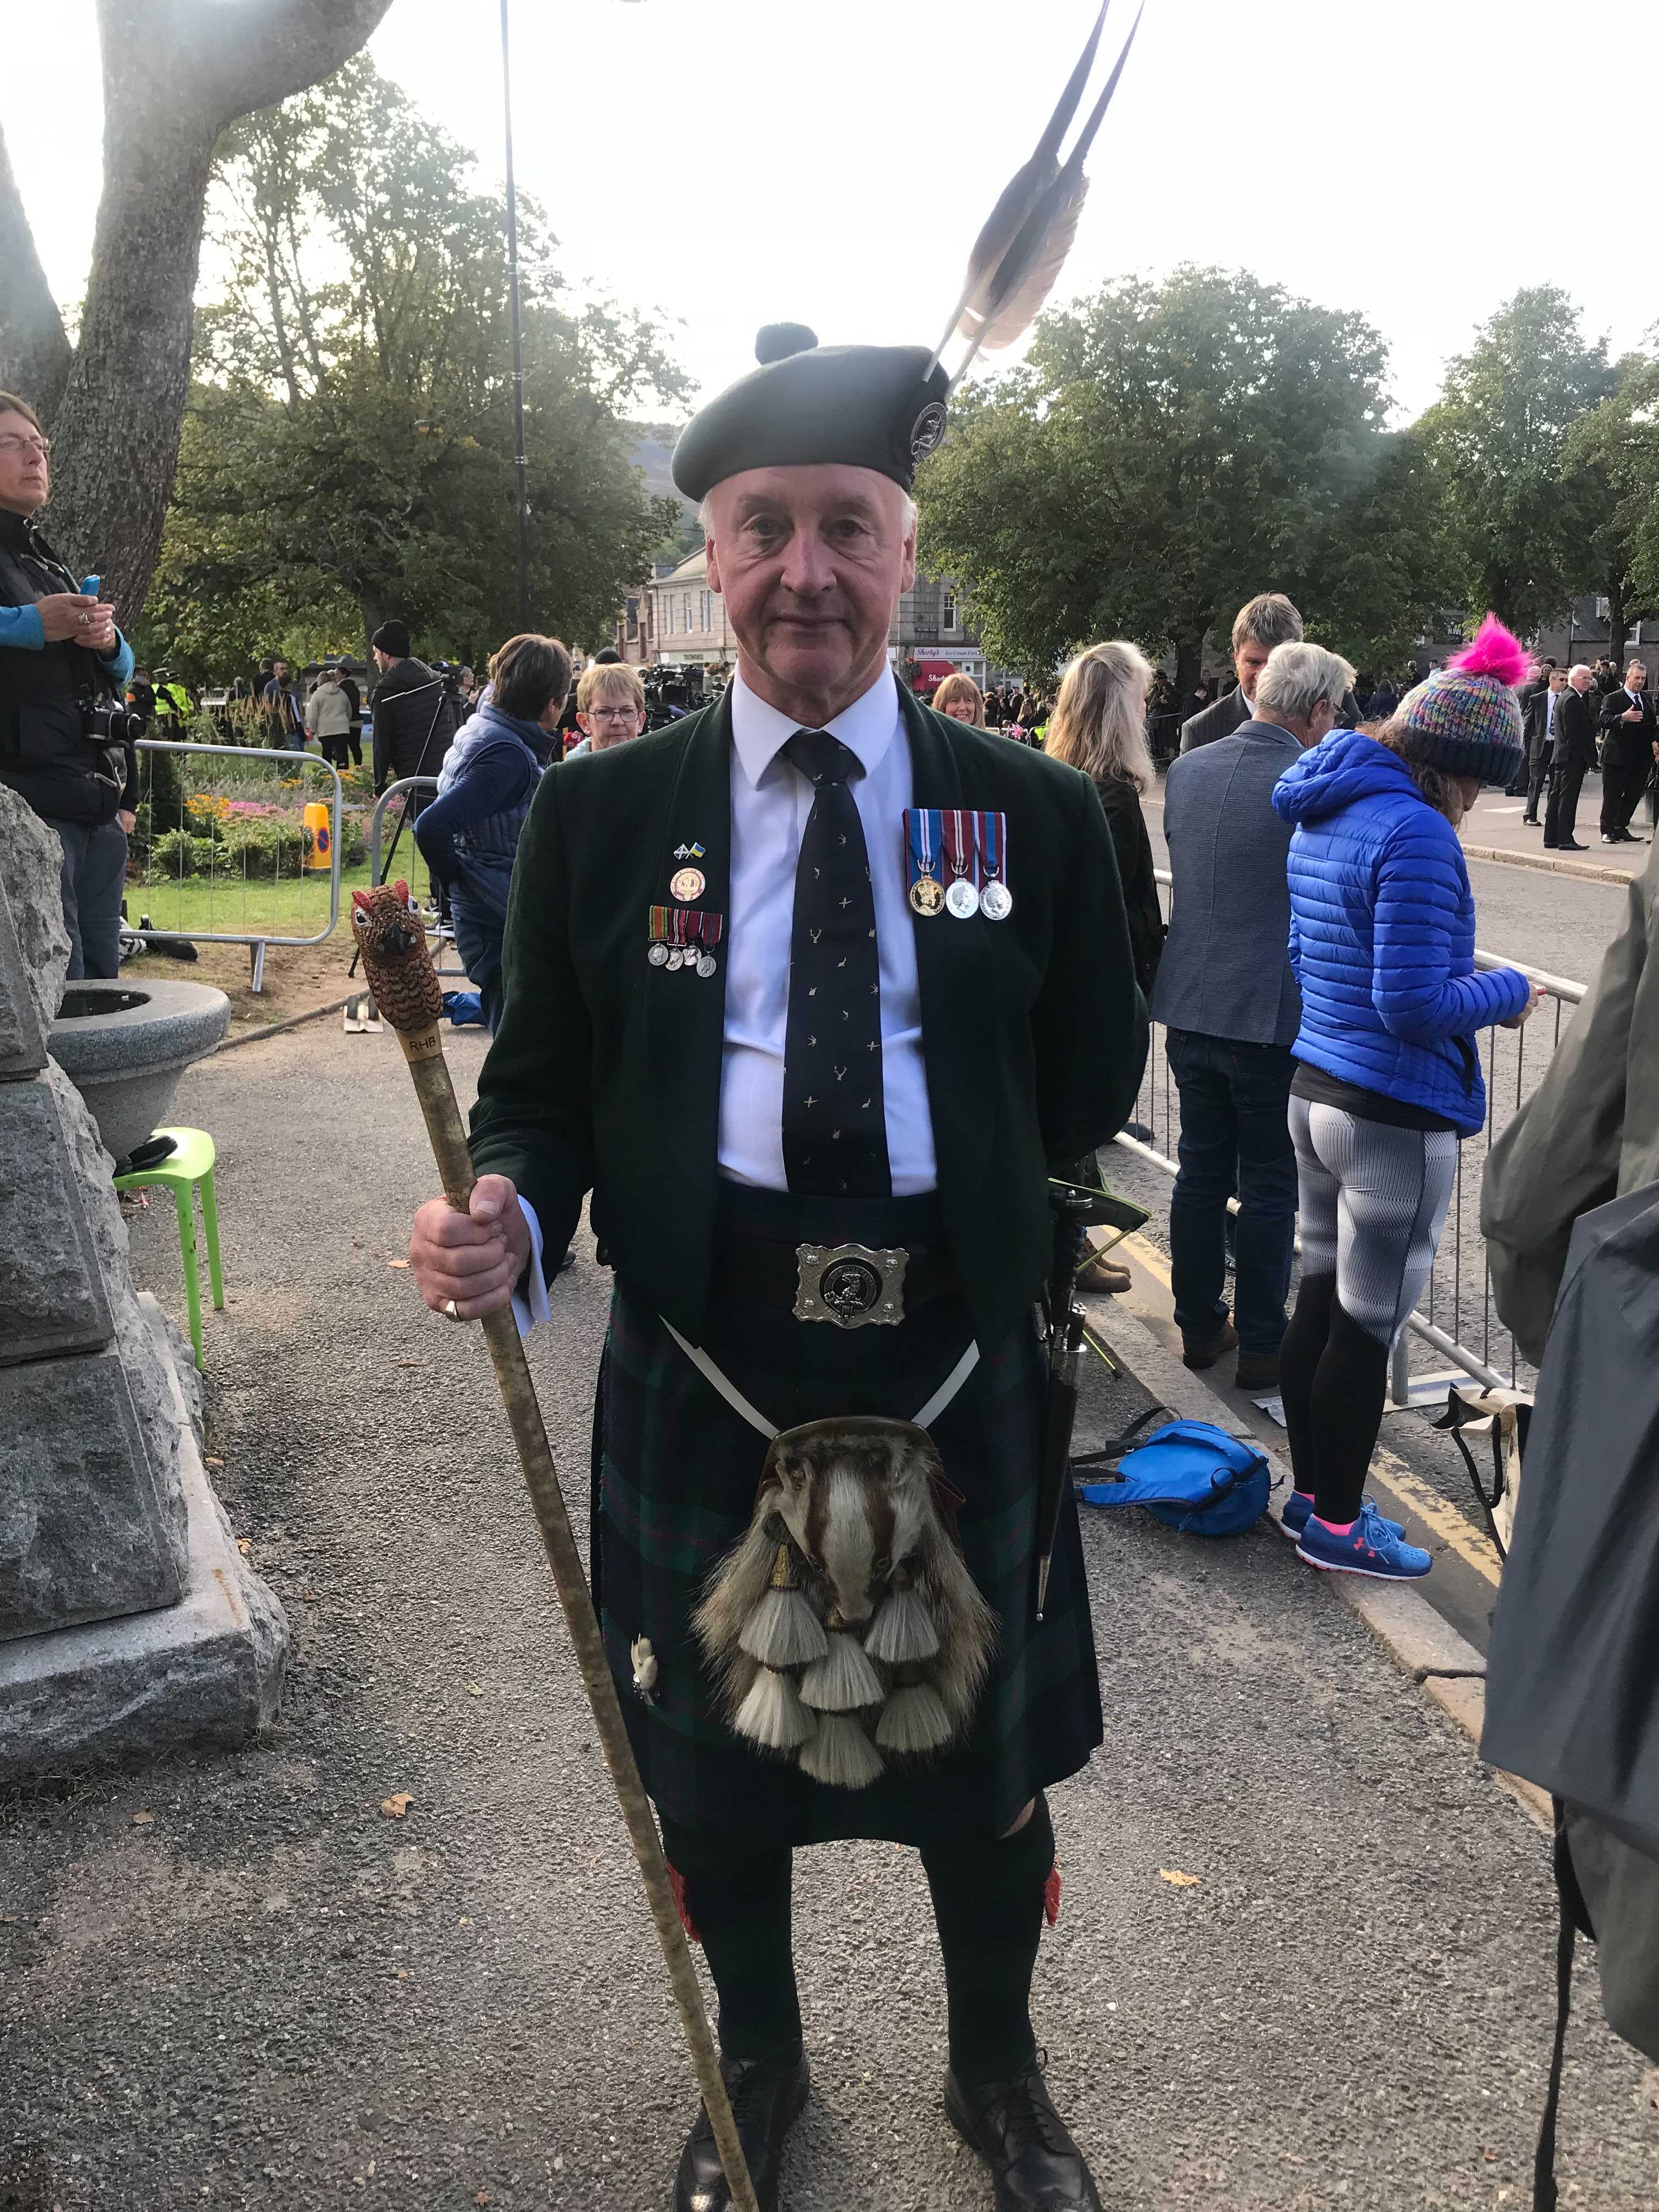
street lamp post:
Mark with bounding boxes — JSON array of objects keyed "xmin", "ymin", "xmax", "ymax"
[{"xmin": 500, "ymin": 0, "xmax": 531, "ymax": 631}]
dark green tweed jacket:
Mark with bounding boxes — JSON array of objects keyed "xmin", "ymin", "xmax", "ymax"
[{"xmin": 469, "ymin": 681, "xmax": 1148, "ymax": 1353}]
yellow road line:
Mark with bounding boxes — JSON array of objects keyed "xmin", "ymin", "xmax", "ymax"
[{"xmin": 1115, "ymin": 1234, "xmax": 1500, "ymax": 1588}]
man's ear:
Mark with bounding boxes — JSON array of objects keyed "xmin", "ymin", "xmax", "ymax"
[
  {"xmin": 704, "ymin": 533, "xmax": 723, "ymax": 595},
  {"xmin": 899, "ymin": 517, "xmax": 918, "ymax": 597}
]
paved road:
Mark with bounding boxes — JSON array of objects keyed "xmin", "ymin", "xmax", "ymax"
[{"xmin": 2, "ymin": 1018, "xmax": 1655, "ymax": 2209}]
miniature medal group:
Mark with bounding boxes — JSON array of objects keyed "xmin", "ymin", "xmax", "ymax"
[
  {"xmin": 647, "ymin": 843, "xmax": 723, "ymax": 976},
  {"xmin": 905, "ymin": 808, "xmax": 1012, "ymax": 922}
]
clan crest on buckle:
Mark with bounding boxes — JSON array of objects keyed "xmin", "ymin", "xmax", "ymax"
[{"xmin": 794, "ymin": 1242, "xmax": 908, "ymax": 1328}]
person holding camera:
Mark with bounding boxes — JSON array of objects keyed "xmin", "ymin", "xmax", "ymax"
[{"xmin": 0, "ymin": 390, "xmax": 138, "ymax": 980}]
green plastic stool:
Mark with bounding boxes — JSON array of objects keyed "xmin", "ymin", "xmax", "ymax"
[{"xmin": 114, "ymin": 1126, "xmax": 224, "ymax": 1369}]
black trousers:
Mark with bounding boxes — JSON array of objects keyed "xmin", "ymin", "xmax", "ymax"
[
  {"xmin": 1543, "ymin": 762, "xmax": 1585, "ymax": 846},
  {"xmin": 1523, "ymin": 752, "xmax": 1550, "ymax": 820},
  {"xmin": 1600, "ymin": 760, "xmax": 1648, "ymax": 836}
]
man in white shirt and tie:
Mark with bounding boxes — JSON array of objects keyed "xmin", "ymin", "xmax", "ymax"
[
  {"xmin": 404, "ymin": 325, "xmax": 1146, "ymax": 2211},
  {"xmin": 1522, "ymin": 667, "xmax": 1567, "ymax": 826},
  {"xmin": 1598, "ymin": 658, "xmax": 1657, "ymax": 844}
]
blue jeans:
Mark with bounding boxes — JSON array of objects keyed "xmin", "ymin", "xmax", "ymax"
[
  {"xmin": 1165, "ymin": 1028, "xmax": 1298, "ymax": 1357},
  {"xmin": 50, "ymin": 815, "xmax": 129, "ymax": 980},
  {"xmin": 449, "ymin": 880, "xmax": 506, "ymax": 1033}
]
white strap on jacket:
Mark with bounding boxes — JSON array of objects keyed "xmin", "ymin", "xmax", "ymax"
[{"xmin": 661, "ymin": 1318, "xmax": 980, "ymax": 1441}]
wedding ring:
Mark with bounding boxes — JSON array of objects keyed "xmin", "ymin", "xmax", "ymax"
[
  {"xmin": 78, "ymin": 613, "xmax": 90, "ymax": 627},
  {"xmin": 443, "ymin": 1297, "xmax": 464, "ymax": 1322}
]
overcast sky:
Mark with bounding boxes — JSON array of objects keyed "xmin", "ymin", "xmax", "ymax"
[{"xmin": 5, "ymin": 0, "xmax": 1654, "ymax": 421}]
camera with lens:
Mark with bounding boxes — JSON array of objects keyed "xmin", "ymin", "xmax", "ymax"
[{"xmin": 79, "ymin": 696, "xmax": 138, "ymax": 748}]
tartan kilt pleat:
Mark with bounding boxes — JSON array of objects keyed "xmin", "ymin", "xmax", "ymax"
[{"xmin": 594, "ymin": 1184, "xmax": 1102, "ymax": 1847}]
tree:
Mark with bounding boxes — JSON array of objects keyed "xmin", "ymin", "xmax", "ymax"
[
  {"xmin": 1560, "ymin": 351, "xmax": 1659, "ymax": 668},
  {"xmin": 0, "ymin": 0, "xmax": 394, "ymax": 626},
  {"xmin": 1414, "ymin": 286, "xmax": 1613, "ymax": 636},
  {"xmin": 140, "ymin": 60, "xmax": 687, "ymax": 677},
  {"xmin": 917, "ymin": 266, "xmax": 1424, "ymax": 692}
]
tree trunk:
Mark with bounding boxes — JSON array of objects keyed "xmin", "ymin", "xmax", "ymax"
[
  {"xmin": 0, "ymin": 128, "xmax": 72, "ymax": 414},
  {"xmin": 45, "ymin": 111, "xmax": 220, "ymax": 627},
  {"xmin": 1173, "ymin": 633, "xmax": 1205, "ymax": 702},
  {"xmin": 1607, "ymin": 578, "xmax": 1629, "ymax": 673},
  {"xmin": 6, "ymin": 0, "xmax": 396, "ymax": 627}
]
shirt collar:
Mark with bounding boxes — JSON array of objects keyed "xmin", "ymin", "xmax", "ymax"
[{"xmin": 729, "ymin": 664, "xmax": 902, "ymax": 791}]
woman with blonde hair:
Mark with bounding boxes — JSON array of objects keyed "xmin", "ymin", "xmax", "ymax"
[
  {"xmin": 1045, "ymin": 642, "xmax": 1164, "ymax": 995},
  {"xmin": 1045, "ymin": 641, "xmax": 1166, "ymax": 1292},
  {"xmin": 930, "ymin": 672, "xmax": 985, "ymax": 725}
]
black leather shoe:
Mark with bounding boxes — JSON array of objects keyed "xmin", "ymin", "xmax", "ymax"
[
  {"xmin": 674, "ymin": 2052, "xmax": 809, "ymax": 2212},
  {"xmin": 945, "ymin": 2061, "xmax": 1103, "ymax": 2210}
]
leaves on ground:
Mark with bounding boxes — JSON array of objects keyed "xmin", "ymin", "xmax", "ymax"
[
  {"xmin": 132, "ymin": 1811, "xmax": 155, "ymax": 1826},
  {"xmin": 380, "ymin": 1792, "xmax": 414, "ymax": 1819},
  {"xmin": 384, "ymin": 1257, "xmax": 410, "ymax": 1270},
  {"xmin": 1158, "ymin": 1867, "xmax": 1200, "ymax": 1887},
  {"xmin": 236, "ymin": 1537, "xmax": 252, "ymax": 1555}
]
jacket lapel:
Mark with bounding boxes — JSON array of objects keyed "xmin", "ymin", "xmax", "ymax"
[
  {"xmin": 648, "ymin": 690, "xmax": 734, "ymax": 1187},
  {"xmin": 901, "ymin": 689, "xmax": 993, "ymax": 1197}
]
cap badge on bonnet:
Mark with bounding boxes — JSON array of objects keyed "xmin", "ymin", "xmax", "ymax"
[{"xmin": 668, "ymin": 0, "xmax": 1146, "ymax": 506}]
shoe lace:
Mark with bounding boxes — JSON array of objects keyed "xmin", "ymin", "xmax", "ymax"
[{"xmin": 993, "ymin": 2055, "xmax": 1074, "ymax": 2158}]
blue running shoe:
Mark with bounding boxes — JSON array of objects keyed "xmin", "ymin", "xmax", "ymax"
[
  {"xmin": 1280, "ymin": 1489, "xmax": 1404, "ymax": 1544},
  {"xmin": 1296, "ymin": 1499, "xmax": 1430, "ymax": 1578}
]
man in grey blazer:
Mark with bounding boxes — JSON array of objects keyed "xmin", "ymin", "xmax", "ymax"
[{"xmin": 1152, "ymin": 641, "xmax": 1355, "ymax": 1387}]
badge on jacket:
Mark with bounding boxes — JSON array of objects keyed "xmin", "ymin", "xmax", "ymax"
[{"xmin": 904, "ymin": 809, "xmax": 1012, "ymax": 920}]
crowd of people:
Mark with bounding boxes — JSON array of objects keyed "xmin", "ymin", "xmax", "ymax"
[{"xmin": 1514, "ymin": 651, "xmax": 1659, "ymax": 849}]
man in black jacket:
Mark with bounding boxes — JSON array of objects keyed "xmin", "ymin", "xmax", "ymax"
[
  {"xmin": 0, "ymin": 391, "xmax": 138, "ymax": 979},
  {"xmin": 1597, "ymin": 659, "xmax": 1656, "ymax": 844},
  {"xmin": 1545, "ymin": 664, "xmax": 1599, "ymax": 851},
  {"xmin": 405, "ymin": 328, "xmax": 1146, "ymax": 2212},
  {"xmin": 370, "ymin": 620, "xmax": 459, "ymax": 898},
  {"xmin": 1180, "ymin": 592, "xmax": 1301, "ymax": 753}
]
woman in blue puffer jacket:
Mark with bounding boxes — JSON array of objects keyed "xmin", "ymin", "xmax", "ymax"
[{"xmin": 1269, "ymin": 618, "xmax": 1543, "ymax": 1582}]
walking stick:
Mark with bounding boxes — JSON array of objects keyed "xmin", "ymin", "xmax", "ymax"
[{"xmin": 351, "ymin": 880, "xmax": 759, "ymax": 2212}]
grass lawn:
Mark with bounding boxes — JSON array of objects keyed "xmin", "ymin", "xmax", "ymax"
[{"xmin": 130, "ymin": 858, "xmax": 376, "ymax": 943}]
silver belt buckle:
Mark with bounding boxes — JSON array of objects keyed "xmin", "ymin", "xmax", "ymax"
[{"xmin": 794, "ymin": 1242, "xmax": 909, "ymax": 1328}]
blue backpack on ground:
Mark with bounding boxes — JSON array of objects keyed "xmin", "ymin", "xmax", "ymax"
[{"xmin": 1076, "ymin": 1414, "xmax": 1274, "ymax": 1537}]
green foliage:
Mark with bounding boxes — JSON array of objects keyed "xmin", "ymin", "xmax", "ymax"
[
  {"xmin": 917, "ymin": 266, "xmax": 1445, "ymax": 687},
  {"xmin": 1414, "ymin": 287, "xmax": 1614, "ymax": 634},
  {"xmin": 1560, "ymin": 353, "xmax": 1659, "ymax": 648},
  {"xmin": 143, "ymin": 56, "xmax": 687, "ymax": 683}
]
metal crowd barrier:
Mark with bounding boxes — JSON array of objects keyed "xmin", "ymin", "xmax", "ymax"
[
  {"xmin": 128, "ymin": 740, "xmax": 343, "ymax": 991},
  {"xmin": 1118, "ymin": 870, "xmax": 1587, "ymax": 1406},
  {"xmin": 366, "ymin": 777, "xmax": 467, "ymax": 981}
]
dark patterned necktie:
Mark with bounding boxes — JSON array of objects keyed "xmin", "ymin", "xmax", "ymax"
[{"xmin": 781, "ymin": 730, "xmax": 890, "ymax": 1197}]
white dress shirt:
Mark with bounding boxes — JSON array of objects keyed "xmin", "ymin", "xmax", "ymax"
[
  {"xmin": 719, "ymin": 664, "xmax": 936, "ymax": 1194},
  {"xmin": 514, "ymin": 662, "xmax": 938, "ymax": 1331}
]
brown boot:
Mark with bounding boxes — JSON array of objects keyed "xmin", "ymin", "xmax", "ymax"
[
  {"xmin": 1076, "ymin": 1250, "xmax": 1131, "ymax": 1295},
  {"xmin": 1181, "ymin": 1321, "xmax": 1238, "ymax": 1371}
]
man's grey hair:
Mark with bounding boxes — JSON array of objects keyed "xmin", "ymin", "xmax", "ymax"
[
  {"xmin": 697, "ymin": 489, "xmax": 918, "ymax": 539},
  {"xmin": 1255, "ymin": 641, "xmax": 1355, "ymax": 727},
  {"xmin": 1570, "ymin": 663, "xmax": 1594, "ymax": 684},
  {"xmin": 1231, "ymin": 591, "xmax": 1304, "ymax": 656}
]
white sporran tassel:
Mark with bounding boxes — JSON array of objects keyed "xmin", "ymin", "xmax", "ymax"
[
  {"xmin": 874, "ymin": 1680, "xmax": 955, "ymax": 1754},
  {"xmin": 733, "ymin": 1666, "xmax": 816, "ymax": 1752},
  {"xmin": 864, "ymin": 1585, "xmax": 940, "ymax": 1665},
  {"xmin": 799, "ymin": 1607, "xmax": 885, "ymax": 1714},
  {"xmin": 798, "ymin": 1711, "xmax": 885, "ymax": 1789},
  {"xmin": 739, "ymin": 1543, "xmax": 830, "ymax": 1669}
]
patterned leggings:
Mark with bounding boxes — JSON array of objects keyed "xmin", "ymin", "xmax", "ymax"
[{"xmin": 1279, "ymin": 1099, "xmax": 1458, "ymax": 1524}]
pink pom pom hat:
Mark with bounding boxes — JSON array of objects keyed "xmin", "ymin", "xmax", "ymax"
[{"xmin": 1393, "ymin": 614, "xmax": 1532, "ymax": 785}]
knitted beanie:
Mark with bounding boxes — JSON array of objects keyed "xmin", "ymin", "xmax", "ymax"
[{"xmin": 1393, "ymin": 616, "xmax": 1530, "ymax": 785}]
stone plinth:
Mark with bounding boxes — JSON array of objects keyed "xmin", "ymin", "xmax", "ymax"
[{"xmin": 0, "ymin": 783, "xmax": 287, "ymax": 1771}]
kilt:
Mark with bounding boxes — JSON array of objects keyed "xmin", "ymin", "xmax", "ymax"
[{"xmin": 594, "ymin": 1181, "xmax": 1103, "ymax": 1847}]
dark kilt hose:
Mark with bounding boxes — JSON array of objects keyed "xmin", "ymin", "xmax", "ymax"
[{"xmin": 471, "ymin": 681, "xmax": 1147, "ymax": 1857}]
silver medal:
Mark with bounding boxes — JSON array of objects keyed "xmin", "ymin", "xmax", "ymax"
[
  {"xmin": 666, "ymin": 947, "xmax": 685, "ymax": 970},
  {"xmin": 648, "ymin": 941, "xmax": 669, "ymax": 967},
  {"xmin": 696, "ymin": 952, "xmax": 717, "ymax": 979},
  {"xmin": 979, "ymin": 879, "xmax": 1013, "ymax": 921},
  {"xmin": 945, "ymin": 877, "xmax": 980, "ymax": 919}
]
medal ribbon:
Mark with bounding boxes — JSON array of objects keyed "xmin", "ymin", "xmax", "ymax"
[
  {"xmin": 978, "ymin": 811, "xmax": 1005, "ymax": 884},
  {"xmin": 942, "ymin": 808, "xmax": 978, "ymax": 886},
  {"xmin": 905, "ymin": 808, "xmax": 943, "ymax": 892},
  {"xmin": 695, "ymin": 911, "xmax": 724, "ymax": 950},
  {"xmin": 648, "ymin": 903, "xmax": 669, "ymax": 945}
]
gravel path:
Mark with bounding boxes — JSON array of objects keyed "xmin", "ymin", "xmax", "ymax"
[{"xmin": 2, "ymin": 1019, "xmax": 1654, "ymax": 2210}]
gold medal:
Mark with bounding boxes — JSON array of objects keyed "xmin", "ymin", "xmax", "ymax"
[{"xmin": 909, "ymin": 874, "xmax": 945, "ymax": 917}]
